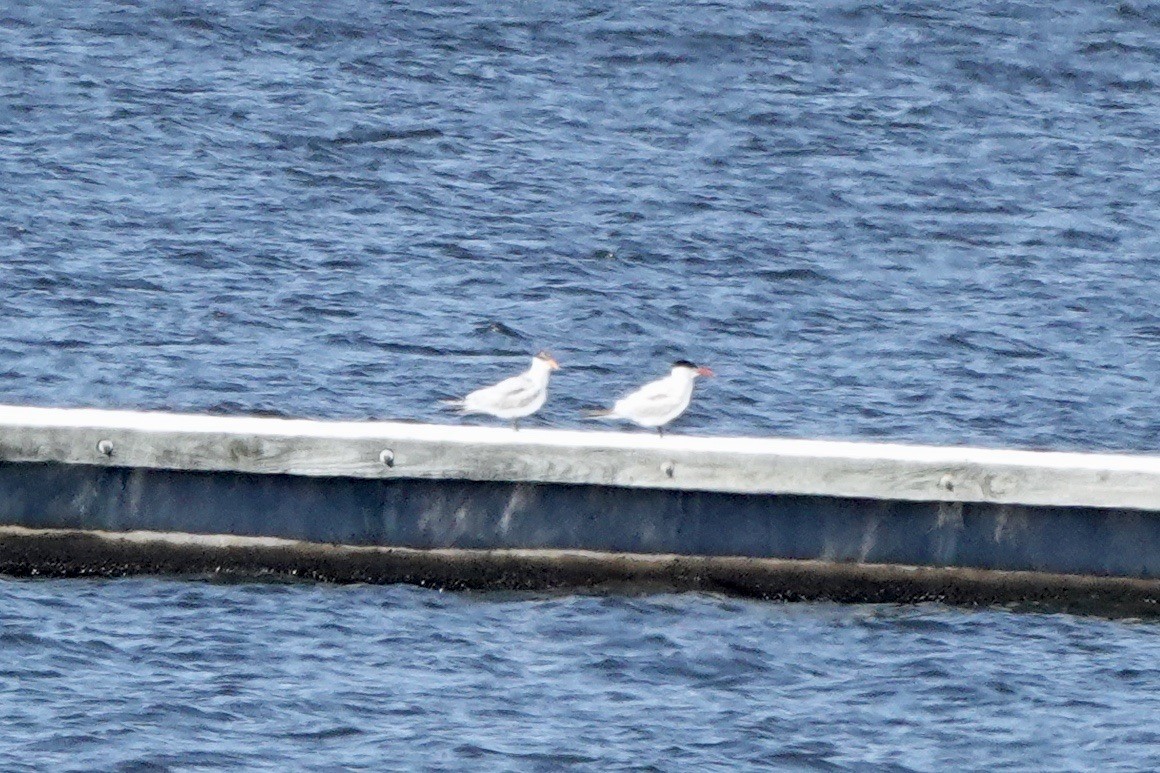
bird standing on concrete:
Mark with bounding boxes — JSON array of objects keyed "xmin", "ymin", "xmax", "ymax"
[
  {"xmin": 443, "ymin": 351, "xmax": 560, "ymax": 430},
  {"xmin": 584, "ymin": 360, "xmax": 714, "ymax": 435}
]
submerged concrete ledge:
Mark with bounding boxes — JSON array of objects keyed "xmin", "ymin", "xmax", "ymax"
[
  {"xmin": 1, "ymin": 526, "xmax": 1157, "ymax": 617},
  {"xmin": 0, "ymin": 404, "xmax": 1158, "ymax": 609}
]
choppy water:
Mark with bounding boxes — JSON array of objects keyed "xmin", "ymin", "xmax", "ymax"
[
  {"xmin": 1, "ymin": 580, "xmax": 1158, "ymax": 772},
  {"xmin": 3, "ymin": 0, "xmax": 1160, "ymax": 767},
  {"xmin": 3, "ymin": 0, "xmax": 1160, "ymax": 449}
]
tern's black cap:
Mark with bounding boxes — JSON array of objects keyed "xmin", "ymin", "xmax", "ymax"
[{"xmin": 672, "ymin": 359, "xmax": 698, "ymax": 369}]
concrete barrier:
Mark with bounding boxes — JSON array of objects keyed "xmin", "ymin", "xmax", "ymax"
[{"xmin": 0, "ymin": 405, "xmax": 1157, "ymax": 612}]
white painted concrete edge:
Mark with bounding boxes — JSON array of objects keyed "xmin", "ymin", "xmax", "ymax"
[{"xmin": 0, "ymin": 404, "xmax": 1157, "ymax": 510}]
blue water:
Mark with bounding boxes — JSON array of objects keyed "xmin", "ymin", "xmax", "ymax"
[
  {"xmin": 3, "ymin": 0, "xmax": 1160, "ymax": 767},
  {"xmin": 2, "ymin": 580, "xmax": 1159, "ymax": 771},
  {"xmin": 3, "ymin": 0, "xmax": 1160, "ymax": 449}
]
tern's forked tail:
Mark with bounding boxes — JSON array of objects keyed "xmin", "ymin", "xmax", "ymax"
[
  {"xmin": 581, "ymin": 408, "xmax": 615, "ymax": 419},
  {"xmin": 439, "ymin": 398, "xmax": 467, "ymax": 412}
]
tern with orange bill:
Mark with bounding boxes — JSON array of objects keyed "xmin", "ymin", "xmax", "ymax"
[
  {"xmin": 442, "ymin": 351, "xmax": 560, "ymax": 430},
  {"xmin": 583, "ymin": 359, "xmax": 714, "ymax": 435}
]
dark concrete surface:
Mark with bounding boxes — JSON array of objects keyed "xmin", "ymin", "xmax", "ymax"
[
  {"xmin": 0, "ymin": 461, "xmax": 1158, "ymax": 611},
  {"xmin": 1, "ymin": 527, "xmax": 1157, "ymax": 617}
]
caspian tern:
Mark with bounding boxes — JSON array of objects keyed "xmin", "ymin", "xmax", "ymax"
[
  {"xmin": 442, "ymin": 351, "xmax": 560, "ymax": 430},
  {"xmin": 584, "ymin": 360, "xmax": 714, "ymax": 435}
]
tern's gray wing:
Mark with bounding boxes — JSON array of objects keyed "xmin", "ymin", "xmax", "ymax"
[
  {"xmin": 616, "ymin": 378, "xmax": 673, "ymax": 408},
  {"xmin": 465, "ymin": 373, "xmax": 541, "ymax": 412},
  {"xmin": 613, "ymin": 376, "xmax": 692, "ymax": 423}
]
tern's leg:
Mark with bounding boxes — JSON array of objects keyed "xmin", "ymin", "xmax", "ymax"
[
  {"xmin": 657, "ymin": 427, "xmax": 664, "ymax": 437},
  {"xmin": 512, "ymin": 419, "xmax": 520, "ymax": 431}
]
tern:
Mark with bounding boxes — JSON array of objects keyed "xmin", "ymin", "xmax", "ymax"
[
  {"xmin": 442, "ymin": 351, "xmax": 560, "ymax": 430},
  {"xmin": 584, "ymin": 360, "xmax": 714, "ymax": 435}
]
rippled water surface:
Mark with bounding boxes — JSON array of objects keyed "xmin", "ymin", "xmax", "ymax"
[
  {"xmin": 1, "ymin": 580, "xmax": 1159, "ymax": 771},
  {"xmin": 3, "ymin": 0, "xmax": 1160, "ymax": 449},
  {"xmin": 3, "ymin": 0, "xmax": 1160, "ymax": 768}
]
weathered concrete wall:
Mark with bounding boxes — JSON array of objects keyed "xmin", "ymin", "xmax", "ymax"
[
  {"xmin": 0, "ymin": 405, "xmax": 1158, "ymax": 610},
  {"xmin": 3, "ymin": 405, "xmax": 1160, "ymax": 509},
  {"xmin": 0, "ymin": 461, "xmax": 1157, "ymax": 580}
]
